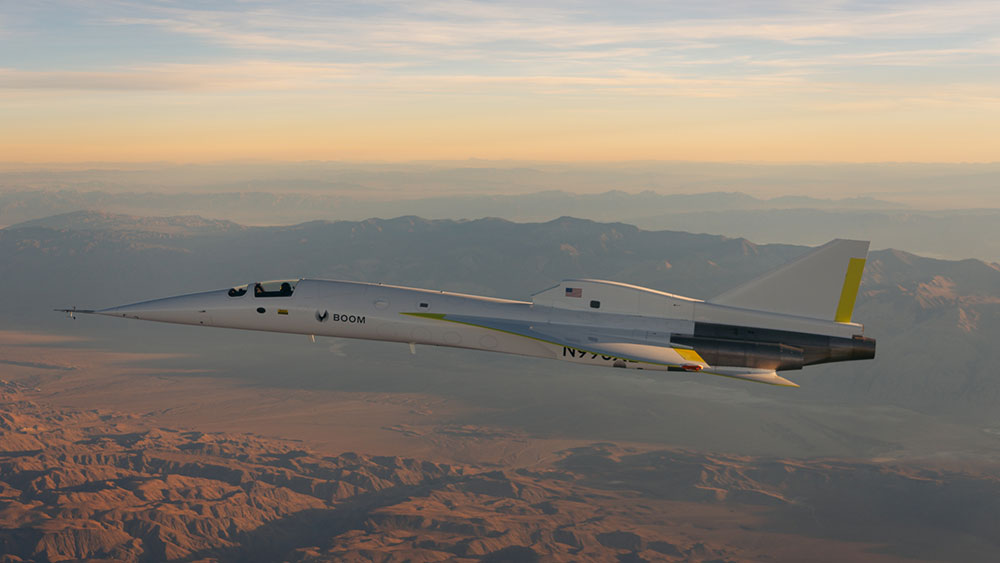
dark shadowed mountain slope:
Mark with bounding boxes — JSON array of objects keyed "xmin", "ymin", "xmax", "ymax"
[
  {"xmin": 7, "ymin": 210, "xmax": 244, "ymax": 235},
  {"xmin": 810, "ymin": 250, "xmax": 1000, "ymax": 415}
]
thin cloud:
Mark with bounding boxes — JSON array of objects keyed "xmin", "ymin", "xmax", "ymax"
[
  {"xmin": 0, "ymin": 62, "xmax": 383, "ymax": 92},
  {"xmin": 360, "ymin": 69, "xmax": 823, "ymax": 100},
  {"xmin": 753, "ymin": 45, "xmax": 1000, "ymax": 69},
  {"xmin": 0, "ymin": 60, "xmax": 992, "ymax": 110},
  {"xmin": 107, "ymin": 1, "xmax": 1000, "ymax": 51},
  {"xmin": 85, "ymin": 0, "xmax": 1000, "ymax": 92}
]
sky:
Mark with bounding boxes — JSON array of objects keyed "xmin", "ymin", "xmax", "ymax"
[{"xmin": 1, "ymin": 1, "xmax": 999, "ymax": 163}]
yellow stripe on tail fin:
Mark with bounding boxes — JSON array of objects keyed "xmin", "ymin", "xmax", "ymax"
[{"xmin": 834, "ymin": 257, "xmax": 866, "ymax": 323}]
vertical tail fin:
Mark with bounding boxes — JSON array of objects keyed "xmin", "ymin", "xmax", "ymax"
[{"xmin": 709, "ymin": 239, "xmax": 870, "ymax": 322}]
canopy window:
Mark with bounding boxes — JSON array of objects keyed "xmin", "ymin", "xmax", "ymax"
[{"xmin": 254, "ymin": 280, "xmax": 297, "ymax": 298}]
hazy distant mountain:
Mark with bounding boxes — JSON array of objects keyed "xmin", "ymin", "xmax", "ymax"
[
  {"xmin": 4, "ymin": 214, "xmax": 1000, "ymax": 425},
  {"xmin": 7, "ymin": 210, "xmax": 244, "ymax": 235},
  {"xmin": 0, "ymin": 187, "xmax": 897, "ymax": 227},
  {"xmin": 3, "ymin": 160, "xmax": 998, "ymax": 204},
  {"xmin": 632, "ymin": 208, "xmax": 1000, "ymax": 262}
]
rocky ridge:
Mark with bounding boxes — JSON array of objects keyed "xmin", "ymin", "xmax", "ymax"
[
  {"xmin": 2, "ymin": 381, "xmax": 999, "ymax": 562},
  {"xmin": 0, "ymin": 383, "xmax": 727, "ymax": 562}
]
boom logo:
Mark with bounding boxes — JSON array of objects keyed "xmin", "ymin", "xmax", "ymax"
[{"xmin": 316, "ymin": 310, "xmax": 365, "ymax": 324}]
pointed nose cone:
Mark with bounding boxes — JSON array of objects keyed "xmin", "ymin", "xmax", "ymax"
[{"xmin": 96, "ymin": 290, "xmax": 224, "ymax": 326}]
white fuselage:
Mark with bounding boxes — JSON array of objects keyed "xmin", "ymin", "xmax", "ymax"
[
  {"xmin": 95, "ymin": 278, "xmax": 863, "ymax": 375},
  {"xmin": 76, "ymin": 239, "xmax": 876, "ymax": 387}
]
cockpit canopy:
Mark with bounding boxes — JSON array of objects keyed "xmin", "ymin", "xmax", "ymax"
[{"xmin": 228, "ymin": 280, "xmax": 298, "ymax": 298}]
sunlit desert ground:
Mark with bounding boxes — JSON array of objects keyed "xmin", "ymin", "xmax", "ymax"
[
  {"xmin": 3, "ymin": 329, "xmax": 1000, "ymax": 561},
  {"xmin": 0, "ymin": 330, "xmax": 591, "ymax": 467}
]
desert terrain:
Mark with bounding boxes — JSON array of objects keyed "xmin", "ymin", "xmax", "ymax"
[{"xmin": 2, "ymin": 330, "xmax": 999, "ymax": 562}]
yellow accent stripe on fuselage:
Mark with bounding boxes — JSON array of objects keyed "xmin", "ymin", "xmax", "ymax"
[
  {"xmin": 834, "ymin": 257, "xmax": 866, "ymax": 323},
  {"xmin": 675, "ymin": 348, "xmax": 706, "ymax": 364}
]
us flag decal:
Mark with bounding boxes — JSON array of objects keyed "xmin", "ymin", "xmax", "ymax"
[{"xmin": 565, "ymin": 287, "xmax": 582, "ymax": 298}]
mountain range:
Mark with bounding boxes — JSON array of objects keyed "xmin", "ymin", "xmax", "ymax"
[
  {"xmin": 5, "ymin": 189, "xmax": 1000, "ymax": 264},
  {"xmin": 3, "ymin": 212, "xmax": 1000, "ymax": 426}
]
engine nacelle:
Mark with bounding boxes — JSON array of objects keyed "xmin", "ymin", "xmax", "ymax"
[{"xmin": 671, "ymin": 335, "xmax": 804, "ymax": 371}]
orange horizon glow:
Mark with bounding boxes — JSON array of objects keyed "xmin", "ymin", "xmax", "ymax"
[
  {"xmin": 3, "ymin": 90, "xmax": 998, "ymax": 164},
  {"xmin": 3, "ymin": 2, "xmax": 999, "ymax": 164}
]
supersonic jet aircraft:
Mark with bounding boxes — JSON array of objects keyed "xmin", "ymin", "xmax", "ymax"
[{"xmin": 59, "ymin": 239, "xmax": 875, "ymax": 387}]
